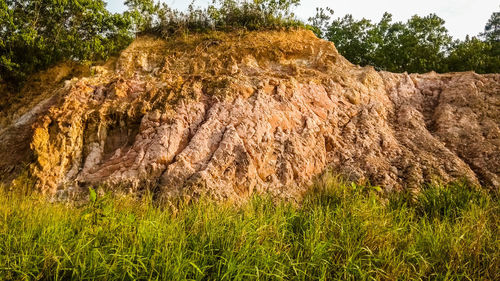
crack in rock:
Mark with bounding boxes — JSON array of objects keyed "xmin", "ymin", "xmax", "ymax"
[{"xmin": 1, "ymin": 30, "xmax": 498, "ymax": 200}]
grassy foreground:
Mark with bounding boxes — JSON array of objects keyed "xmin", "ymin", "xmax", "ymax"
[{"xmin": 0, "ymin": 176, "xmax": 498, "ymax": 280}]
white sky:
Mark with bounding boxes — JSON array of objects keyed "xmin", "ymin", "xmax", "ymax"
[{"xmin": 106, "ymin": 0, "xmax": 499, "ymax": 40}]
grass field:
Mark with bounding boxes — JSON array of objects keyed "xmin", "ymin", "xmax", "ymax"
[{"xmin": 0, "ymin": 175, "xmax": 498, "ymax": 280}]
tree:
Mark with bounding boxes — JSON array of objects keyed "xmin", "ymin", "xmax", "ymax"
[
  {"xmin": 369, "ymin": 13, "xmax": 407, "ymax": 72},
  {"xmin": 124, "ymin": 0, "xmax": 161, "ymax": 33},
  {"xmin": 446, "ymin": 37, "xmax": 499, "ymax": 73},
  {"xmin": 393, "ymin": 14, "xmax": 451, "ymax": 73},
  {"xmin": 307, "ymin": 7, "xmax": 334, "ymax": 38},
  {"xmin": 0, "ymin": 0, "xmax": 133, "ymax": 84},
  {"xmin": 445, "ymin": 9, "xmax": 500, "ymax": 74},
  {"xmin": 480, "ymin": 9, "xmax": 500, "ymax": 73},
  {"xmin": 203, "ymin": 0, "xmax": 302, "ymax": 31},
  {"xmin": 324, "ymin": 15, "xmax": 375, "ymax": 66},
  {"xmin": 482, "ymin": 10, "xmax": 500, "ymax": 42},
  {"xmin": 315, "ymin": 12, "xmax": 452, "ymax": 73}
]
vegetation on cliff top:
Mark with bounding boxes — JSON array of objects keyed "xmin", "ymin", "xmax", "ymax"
[
  {"xmin": 1, "ymin": 0, "xmax": 499, "ymax": 86},
  {"xmin": 0, "ymin": 0, "xmax": 133, "ymax": 83},
  {"xmin": 311, "ymin": 8, "xmax": 500, "ymax": 74},
  {"xmin": 0, "ymin": 0, "xmax": 303, "ymax": 84},
  {"xmin": 1, "ymin": 175, "xmax": 498, "ymax": 280}
]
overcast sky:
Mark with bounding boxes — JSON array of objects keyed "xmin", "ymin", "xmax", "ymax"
[{"xmin": 106, "ymin": 0, "xmax": 499, "ymax": 40}]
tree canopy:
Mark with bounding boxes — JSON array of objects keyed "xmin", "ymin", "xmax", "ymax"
[
  {"xmin": 482, "ymin": 11, "xmax": 500, "ymax": 42},
  {"xmin": 0, "ymin": 0, "xmax": 133, "ymax": 83},
  {"xmin": 310, "ymin": 8, "xmax": 499, "ymax": 74}
]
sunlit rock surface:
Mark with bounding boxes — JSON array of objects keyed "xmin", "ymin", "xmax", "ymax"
[{"xmin": 1, "ymin": 30, "xmax": 498, "ymax": 201}]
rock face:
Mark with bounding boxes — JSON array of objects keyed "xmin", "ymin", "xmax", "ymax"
[{"xmin": 0, "ymin": 30, "xmax": 499, "ymax": 200}]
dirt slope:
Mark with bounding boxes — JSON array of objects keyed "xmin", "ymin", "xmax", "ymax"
[{"xmin": 1, "ymin": 30, "xmax": 498, "ymax": 201}]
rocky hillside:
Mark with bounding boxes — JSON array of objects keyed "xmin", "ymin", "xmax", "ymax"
[{"xmin": 0, "ymin": 30, "xmax": 498, "ymax": 201}]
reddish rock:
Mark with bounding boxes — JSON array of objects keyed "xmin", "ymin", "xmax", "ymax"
[{"xmin": 0, "ymin": 30, "xmax": 498, "ymax": 201}]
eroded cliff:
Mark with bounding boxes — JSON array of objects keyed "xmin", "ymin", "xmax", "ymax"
[{"xmin": 1, "ymin": 30, "xmax": 498, "ymax": 201}]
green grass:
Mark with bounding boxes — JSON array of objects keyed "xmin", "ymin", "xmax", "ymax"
[{"xmin": 0, "ymin": 175, "xmax": 498, "ymax": 280}]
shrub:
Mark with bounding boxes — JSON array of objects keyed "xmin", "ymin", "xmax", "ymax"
[{"xmin": 126, "ymin": 0, "xmax": 304, "ymax": 36}]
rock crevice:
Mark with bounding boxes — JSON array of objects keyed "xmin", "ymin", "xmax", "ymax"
[{"xmin": 0, "ymin": 30, "xmax": 498, "ymax": 200}]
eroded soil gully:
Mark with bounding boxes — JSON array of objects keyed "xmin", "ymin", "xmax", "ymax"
[{"xmin": 0, "ymin": 30, "xmax": 498, "ymax": 202}]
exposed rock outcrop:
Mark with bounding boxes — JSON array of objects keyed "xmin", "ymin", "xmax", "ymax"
[{"xmin": 1, "ymin": 30, "xmax": 498, "ymax": 201}]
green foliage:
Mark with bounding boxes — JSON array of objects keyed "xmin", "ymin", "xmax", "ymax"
[
  {"xmin": 310, "ymin": 9, "xmax": 500, "ymax": 74},
  {"xmin": 0, "ymin": 0, "xmax": 134, "ymax": 84},
  {"xmin": 0, "ymin": 178, "xmax": 498, "ymax": 280},
  {"xmin": 88, "ymin": 187, "xmax": 97, "ymax": 204},
  {"xmin": 324, "ymin": 14, "xmax": 376, "ymax": 67},
  {"xmin": 482, "ymin": 10, "xmax": 500, "ymax": 42},
  {"xmin": 125, "ymin": 0, "xmax": 303, "ymax": 36},
  {"xmin": 314, "ymin": 12, "xmax": 452, "ymax": 73},
  {"xmin": 445, "ymin": 36, "xmax": 500, "ymax": 73},
  {"xmin": 208, "ymin": 0, "xmax": 302, "ymax": 30},
  {"xmin": 390, "ymin": 14, "xmax": 451, "ymax": 73},
  {"xmin": 1, "ymin": 0, "xmax": 498, "ymax": 85},
  {"xmin": 1, "ymin": 0, "xmax": 304, "ymax": 84},
  {"xmin": 306, "ymin": 7, "xmax": 334, "ymax": 38},
  {"xmin": 124, "ymin": 0, "xmax": 159, "ymax": 32},
  {"xmin": 444, "ymin": 9, "xmax": 500, "ymax": 74},
  {"xmin": 414, "ymin": 181, "xmax": 488, "ymax": 221}
]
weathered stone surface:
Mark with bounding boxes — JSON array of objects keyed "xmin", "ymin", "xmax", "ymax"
[{"xmin": 0, "ymin": 30, "xmax": 498, "ymax": 201}]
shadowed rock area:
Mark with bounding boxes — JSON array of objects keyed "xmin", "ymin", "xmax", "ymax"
[{"xmin": 1, "ymin": 30, "xmax": 498, "ymax": 201}]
